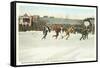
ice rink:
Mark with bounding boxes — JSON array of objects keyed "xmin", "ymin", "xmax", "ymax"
[{"xmin": 17, "ymin": 31, "xmax": 96, "ymax": 65}]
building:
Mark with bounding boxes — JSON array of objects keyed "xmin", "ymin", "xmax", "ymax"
[
  {"xmin": 19, "ymin": 13, "xmax": 41, "ymax": 26},
  {"xmin": 19, "ymin": 13, "xmax": 47, "ymax": 31},
  {"xmin": 19, "ymin": 13, "xmax": 32, "ymax": 26},
  {"xmin": 31, "ymin": 15, "xmax": 40, "ymax": 22}
]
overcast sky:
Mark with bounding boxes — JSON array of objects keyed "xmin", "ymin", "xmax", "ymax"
[{"xmin": 17, "ymin": 3, "xmax": 96, "ymax": 19}]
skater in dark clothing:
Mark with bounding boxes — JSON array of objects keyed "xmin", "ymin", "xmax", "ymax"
[
  {"xmin": 80, "ymin": 28, "xmax": 89, "ymax": 40},
  {"xmin": 52, "ymin": 27, "xmax": 61, "ymax": 39},
  {"xmin": 42, "ymin": 26, "xmax": 50, "ymax": 39}
]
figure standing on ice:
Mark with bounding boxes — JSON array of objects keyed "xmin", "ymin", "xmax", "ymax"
[
  {"xmin": 80, "ymin": 19, "xmax": 91, "ymax": 40},
  {"xmin": 62, "ymin": 26, "xmax": 75, "ymax": 40},
  {"xmin": 42, "ymin": 26, "xmax": 51, "ymax": 39},
  {"xmin": 80, "ymin": 27, "xmax": 89, "ymax": 40},
  {"xmin": 52, "ymin": 26, "xmax": 61, "ymax": 39}
]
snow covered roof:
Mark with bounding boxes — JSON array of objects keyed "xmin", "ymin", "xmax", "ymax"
[{"xmin": 23, "ymin": 13, "xmax": 29, "ymax": 18}]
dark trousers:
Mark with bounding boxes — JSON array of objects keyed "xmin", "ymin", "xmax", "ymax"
[
  {"xmin": 80, "ymin": 34, "xmax": 88, "ymax": 40},
  {"xmin": 42, "ymin": 31, "xmax": 48, "ymax": 39}
]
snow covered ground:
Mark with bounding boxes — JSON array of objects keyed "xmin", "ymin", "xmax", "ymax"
[{"xmin": 17, "ymin": 31, "xmax": 96, "ymax": 65}]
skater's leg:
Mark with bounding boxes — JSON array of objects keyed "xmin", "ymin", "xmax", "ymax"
[
  {"xmin": 86, "ymin": 34, "xmax": 88, "ymax": 39},
  {"xmin": 83, "ymin": 34, "xmax": 87, "ymax": 40},
  {"xmin": 42, "ymin": 35, "xmax": 45, "ymax": 39},
  {"xmin": 80, "ymin": 34, "xmax": 83, "ymax": 40},
  {"xmin": 56, "ymin": 32, "xmax": 59, "ymax": 39},
  {"xmin": 42, "ymin": 32, "xmax": 47, "ymax": 39},
  {"xmin": 66, "ymin": 34, "xmax": 70, "ymax": 40},
  {"xmin": 66, "ymin": 32, "xmax": 70, "ymax": 40},
  {"xmin": 83, "ymin": 35, "xmax": 86, "ymax": 40}
]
